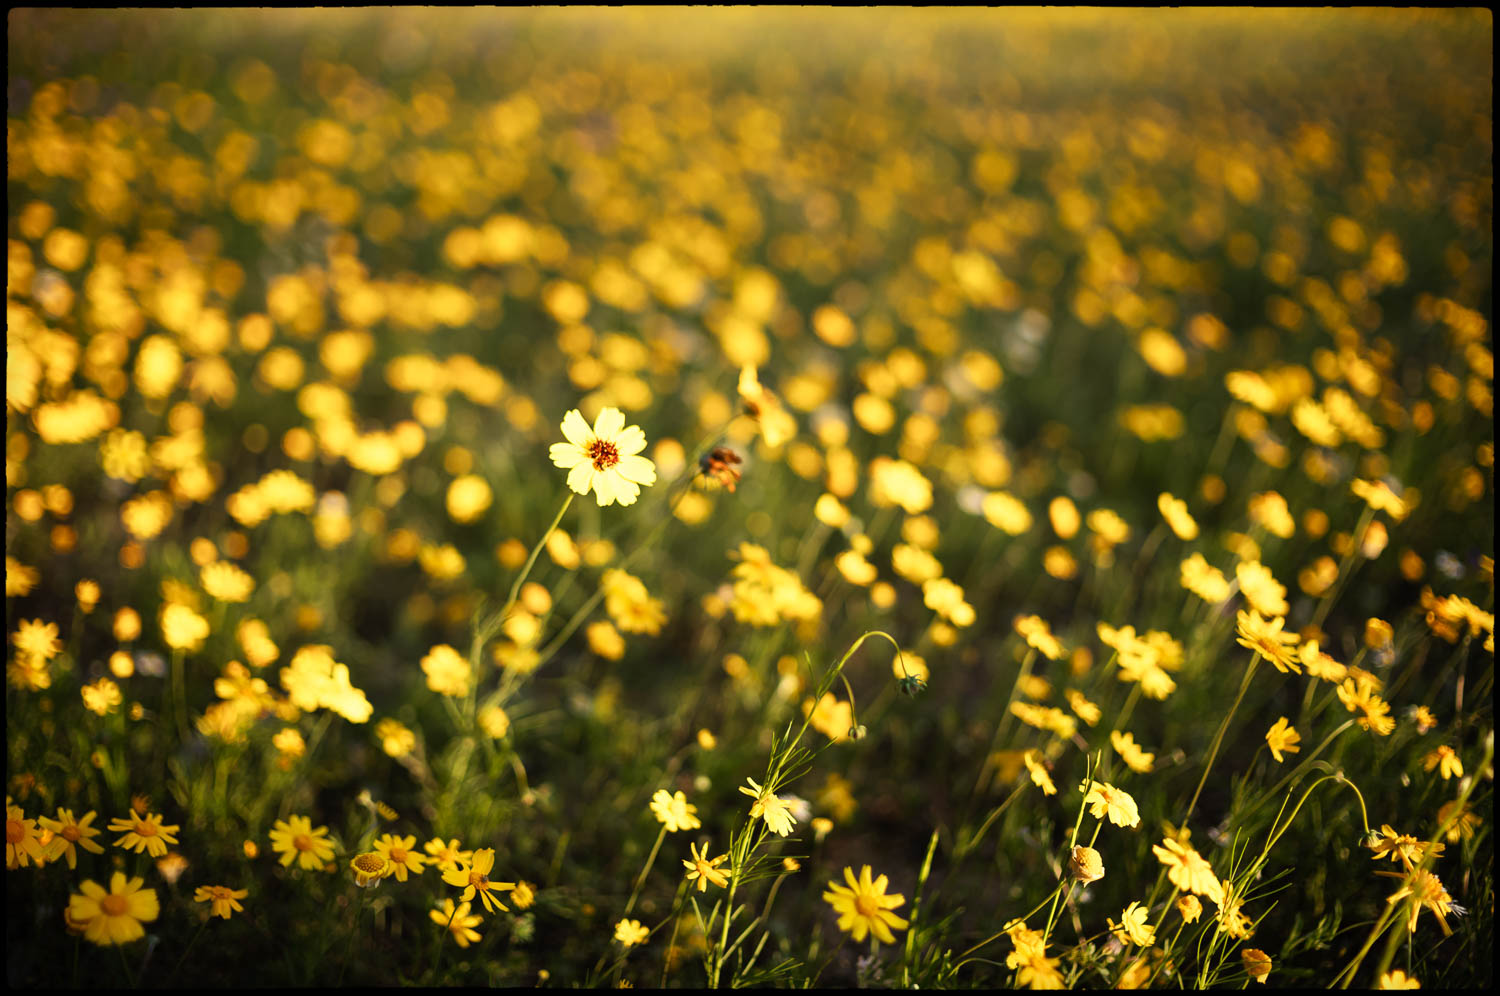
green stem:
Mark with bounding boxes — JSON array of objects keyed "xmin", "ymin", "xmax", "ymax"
[
  {"xmin": 336, "ymin": 888, "xmax": 368, "ymax": 985},
  {"xmin": 623, "ymin": 825, "xmax": 667, "ymax": 917},
  {"xmin": 1310, "ymin": 505, "xmax": 1375, "ymax": 635},
  {"xmin": 428, "ymin": 902, "xmax": 457, "ymax": 982},
  {"xmin": 1182, "ymin": 653, "xmax": 1258, "ymax": 828},
  {"xmin": 165, "ymin": 917, "xmax": 209, "ymax": 984},
  {"xmin": 118, "ymin": 940, "xmax": 139, "ymax": 989}
]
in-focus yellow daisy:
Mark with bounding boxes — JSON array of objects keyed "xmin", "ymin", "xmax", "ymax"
[
  {"xmin": 194, "ymin": 885, "xmax": 248, "ymax": 919},
  {"xmin": 682, "ymin": 841, "xmax": 730, "ymax": 892},
  {"xmin": 822, "ymin": 865, "xmax": 909, "ymax": 944},
  {"xmin": 38, "ymin": 808, "xmax": 105, "ymax": 869},
  {"xmin": 268, "ymin": 814, "xmax": 336, "ymax": 870},
  {"xmin": 6, "ymin": 798, "xmax": 48, "ymax": 868},
  {"xmin": 372, "ymin": 833, "xmax": 427, "ymax": 881},
  {"xmin": 739, "ymin": 778, "xmax": 797, "ymax": 837},
  {"xmin": 350, "ymin": 851, "xmax": 394, "ymax": 888},
  {"xmin": 108, "ymin": 810, "xmax": 180, "ymax": 858},
  {"xmin": 549, "ymin": 407, "xmax": 656, "ymax": 507},
  {"xmin": 68, "ymin": 872, "xmax": 159, "ymax": 946},
  {"xmin": 649, "ymin": 789, "xmax": 701, "ymax": 833},
  {"xmin": 443, "ymin": 847, "xmax": 513, "ymax": 913},
  {"xmin": 431, "ymin": 898, "xmax": 483, "ymax": 948},
  {"xmin": 1082, "ymin": 780, "xmax": 1141, "ymax": 828}
]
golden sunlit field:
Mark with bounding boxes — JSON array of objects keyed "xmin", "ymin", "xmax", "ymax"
[{"xmin": 5, "ymin": 7, "xmax": 1494, "ymax": 989}]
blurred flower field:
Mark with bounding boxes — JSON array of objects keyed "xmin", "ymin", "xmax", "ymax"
[{"xmin": 5, "ymin": 8, "xmax": 1494, "ymax": 988}]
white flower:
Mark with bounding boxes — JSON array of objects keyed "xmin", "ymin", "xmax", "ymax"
[{"xmin": 548, "ymin": 407, "xmax": 657, "ymax": 507}]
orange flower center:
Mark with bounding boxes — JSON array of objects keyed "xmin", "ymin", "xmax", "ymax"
[
  {"xmin": 390, "ymin": 846, "xmax": 407, "ymax": 862},
  {"xmin": 135, "ymin": 821, "xmax": 157, "ymax": 836},
  {"xmin": 62, "ymin": 825, "xmax": 81, "ymax": 842},
  {"xmin": 855, "ymin": 895, "xmax": 880, "ymax": 918},
  {"xmin": 293, "ymin": 833, "xmax": 313, "ymax": 852},
  {"xmin": 470, "ymin": 871, "xmax": 489, "ymax": 890},
  {"xmin": 587, "ymin": 439, "xmax": 620, "ymax": 471},
  {"xmin": 6, "ymin": 819, "xmax": 24, "ymax": 844},
  {"xmin": 101, "ymin": 894, "xmax": 130, "ymax": 916}
]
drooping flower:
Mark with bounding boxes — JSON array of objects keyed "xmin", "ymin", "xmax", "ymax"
[
  {"xmin": 549, "ymin": 407, "xmax": 657, "ymax": 507},
  {"xmin": 822, "ymin": 865, "xmax": 909, "ymax": 944}
]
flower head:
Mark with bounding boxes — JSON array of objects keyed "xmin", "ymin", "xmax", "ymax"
[
  {"xmin": 443, "ymin": 847, "xmax": 512, "ymax": 913},
  {"xmin": 1381, "ymin": 868, "xmax": 1462, "ymax": 936},
  {"xmin": 615, "ymin": 917, "xmax": 650, "ymax": 947},
  {"xmin": 1241, "ymin": 948, "xmax": 1272, "ymax": 984},
  {"xmin": 1068, "ymin": 845, "xmax": 1104, "ymax": 884},
  {"xmin": 1108, "ymin": 900, "xmax": 1156, "ymax": 947},
  {"xmin": 431, "ymin": 899, "xmax": 484, "ymax": 947},
  {"xmin": 1152, "ymin": 837, "xmax": 1223, "ymax": 905},
  {"xmin": 1235, "ymin": 610, "xmax": 1301, "ymax": 674},
  {"xmin": 69, "ymin": 872, "xmax": 160, "ymax": 946},
  {"xmin": 822, "ymin": 865, "xmax": 909, "ymax": 944},
  {"xmin": 6, "ymin": 799, "xmax": 49, "ymax": 868},
  {"xmin": 194, "ymin": 885, "xmax": 248, "ymax": 919},
  {"xmin": 649, "ymin": 789, "xmax": 701, "ymax": 833},
  {"xmin": 424, "ymin": 837, "xmax": 472, "ymax": 874},
  {"xmin": 372, "ymin": 833, "xmax": 426, "ymax": 881},
  {"xmin": 1265, "ymin": 717, "xmax": 1302, "ymax": 762},
  {"xmin": 350, "ymin": 851, "xmax": 394, "ymax": 888},
  {"xmin": 37, "ymin": 808, "xmax": 104, "ymax": 869},
  {"xmin": 682, "ymin": 841, "xmax": 730, "ymax": 893},
  {"xmin": 1082, "ymin": 780, "xmax": 1141, "ymax": 828},
  {"xmin": 108, "ymin": 810, "xmax": 180, "ymax": 858},
  {"xmin": 739, "ymin": 778, "xmax": 797, "ymax": 837},
  {"xmin": 268, "ymin": 815, "xmax": 336, "ymax": 870},
  {"xmin": 549, "ymin": 407, "xmax": 656, "ymax": 507}
]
